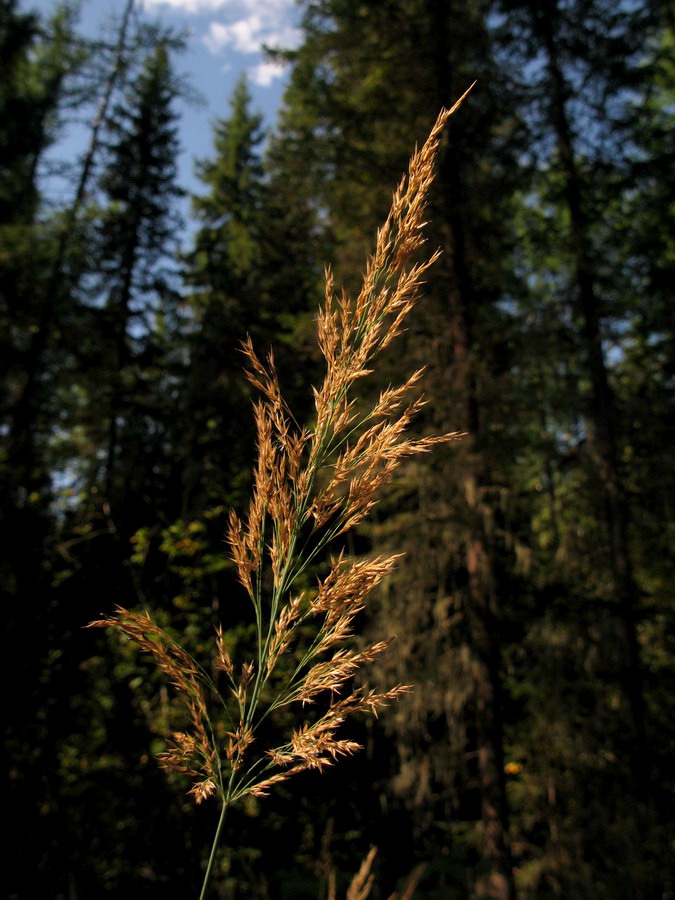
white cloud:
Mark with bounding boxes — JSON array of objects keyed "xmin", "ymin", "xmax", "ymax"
[
  {"xmin": 249, "ymin": 60, "xmax": 285, "ymax": 87},
  {"xmin": 204, "ymin": 16, "xmax": 263, "ymax": 54},
  {"xmin": 142, "ymin": 0, "xmax": 301, "ymax": 57},
  {"xmin": 202, "ymin": 2, "xmax": 301, "ymax": 57},
  {"xmin": 141, "ymin": 0, "xmax": 226, "ymax": 11}
]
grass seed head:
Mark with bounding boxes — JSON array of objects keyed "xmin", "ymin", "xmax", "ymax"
[{"xmin": 89, "ymin": 90, "xmax": 473, "ymax": 806}]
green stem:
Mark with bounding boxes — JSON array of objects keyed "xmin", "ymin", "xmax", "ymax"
[{"xmin": 199, "ymin": 800, "xmax": 229, "ymax": 900}]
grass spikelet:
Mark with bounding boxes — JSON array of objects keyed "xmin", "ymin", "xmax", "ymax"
[{"xmin": 89, "ymin": 87, "xmax": 473, "ymax": 896}]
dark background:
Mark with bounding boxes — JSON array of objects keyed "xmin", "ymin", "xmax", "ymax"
[{"xmin": 2, "ymin": 0, "xmax": 673, "ymax": 896}]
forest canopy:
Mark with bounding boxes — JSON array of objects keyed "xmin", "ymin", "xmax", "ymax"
[{"xmin": 2, "ymin": 0, "xmax": 673, "ymax": 897}]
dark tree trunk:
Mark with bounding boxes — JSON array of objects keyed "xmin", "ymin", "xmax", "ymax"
[
  {"xmin": 428, "ymin": 2, "xmax": 516, "ymax": 889},
  {"xmin": 533, "ymin": 0, "xmax": 649, "ymax": 802},
  {"xmin": 104, "ymin": 234, "xmax": 138, "ymax": 499},
  {"xmin": 4, "ymin": 0, "xmax": 135, "ymax": 499}
]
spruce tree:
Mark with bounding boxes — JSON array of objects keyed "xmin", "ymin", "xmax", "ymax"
[
  {"xmin": 180, "ymin": 75, "xmax": 267, "ymax": 515},
  {"xmin": 4, "ymin": 9, "xmax": 191, "ymax": 898},
  {"xmin": 488, "ymin": 0, "xmax": 672, "ymax": 892},
  {"xmin": 270, "ymin": 2, "xmax": 526, "ymax": 894},
  {"xmin": 84, "ymin": 41, "xmax": 183, "ymax": 509},
  {"xmin": 0, "ymin": 0, "xmax": 80, "ymax": 476},
  {"xmin": 181, "ymin": 74, "xmax": 321, "ymax": 516}
]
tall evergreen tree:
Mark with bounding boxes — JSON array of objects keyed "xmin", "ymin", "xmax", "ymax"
[
  {"xmin": 82, "ymin": 40, "xmax": 183, "ymax": 508},
  {"xmin": 180, "ymin": 75, "xmax": 267, "ymax": 515},
  {"xmin": 270, "ymin": 2, "xmax": 527, "ymax": 895},
  {"xmin": 4, "ymin": 0, "xmax": 671, "ymax": 894},
  {"xmin": 0, "ymin": 0, "xmax": 49, "ymax": 222},
  {"xmin": 3, "ymin": 7, "xmax": 190, "ymax": 897},
  {"xmin": 5, "ymin": 36, "xmax": 190, "ymax": 899},
  {"xmin": 488, "ymin": 0, "xmax": 673, "ymax": 892},
  {"xmin": 0, "ymin": 0, "xmax": 81, "ymax": 475},
  {"xmin": 1, "ymin": 0, "xmax": 132, "ymax": 502},
  {"xmin": 181, "ymin": 73, "xmax": 321, "ymax": 517}
]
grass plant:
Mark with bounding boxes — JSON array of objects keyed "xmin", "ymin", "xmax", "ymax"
[{"xmin": 89, "ymin": 87, "xmax": 473, "ymax": 898}]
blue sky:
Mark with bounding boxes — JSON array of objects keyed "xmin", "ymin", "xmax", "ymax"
[{"xmin": 30, "ymin": 0, "xmax": 302, "ymax": 209}]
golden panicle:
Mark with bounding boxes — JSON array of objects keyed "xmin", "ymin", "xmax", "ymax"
[
  {"xmin": 188, "ymin": 779, "xmax": 218, "ymax": 804},
  {"xmin": 247, "ymin": 770, "xmax": 293, "ymax": 797},
  {"xmin": 225, "ymin": 722, "xmax": 255, "ymax": 768},
  {"xmin": 310, "ymin": 554, "xmax": 403, "ymax": 619},
  {"xmin": 266, "ymin": 592, "xmax": 305, "ymax": 676},
  {"xmin": 290, "ymin": 721, "xmax": 363, "ymax": 769},
  {"xmin": 226, "ymin": 508, "xmax": 254, "ymax": 594},
  {"xmin": 156, "ymin": 732, "xmax": 201, "ymax": 777},
  {"xmin": 215, "ymin": 624, "xmax": 234, "ymax": 679},
  {"xmin": 88, "ymin": 607, "xmax": 200, "ymax": 692},
  {"xmin": 295, "ymin": 641, "xmax": 395, "ymax": 706},
  {"xmin": 310, "ymin": 95, "xmax": 472, "ymax": 448},
  {"xmin": 342, "ymin": 846, "xmax": 424, "ymax": 900},
  {"xmin": 346, "ymin": 846, "xmax": 378, "ymax": 900},
  {"xmin": 90, "ymin": 92, "xmax": 473, "ymax": 815}
]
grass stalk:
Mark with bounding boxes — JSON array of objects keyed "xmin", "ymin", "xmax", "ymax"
[
  {"xmin": 89, "ymin": 86, "xmax": 474, "ymax": 894},
  {"xmin": 199, "ymin": 800, "xmax": 229, "ymax": 900}
]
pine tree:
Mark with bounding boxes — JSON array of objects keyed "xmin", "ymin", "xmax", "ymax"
[
  {"xmin": 0, "ymin": 0, "xmax": 81, "ymax": 473},
  {"xmin": 83, "ymin": 41, "xmax": 183, "ymax": 508},
  {"xmin": 488, "ymin": 0, "xmax": 672, "ymax": 892},
  {"xmin": 180, "ymin": 75, "xmax": 267, "ymax": 515},
  {"xmin": 3, "ymin": 8, "xmax": 189, "ymax": 897},
  {"xmin": 270, "ymin": 2, "xmax": 527, "ymax": 894},
  {"xmin": 4, "ymin": 37, "xmax": 188, "ymax": 898},
  {"xmin": 180, "ymin": 74, "xmax": 321, "ymax": 517}
]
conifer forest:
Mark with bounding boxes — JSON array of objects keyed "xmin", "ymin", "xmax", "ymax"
[{"xmin": 2, "ymin": 0, "xmax": 673, "ymax": 897}]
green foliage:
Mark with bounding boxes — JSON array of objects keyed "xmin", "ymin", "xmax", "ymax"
[{"xmin": 2, "ymin": 0, "xmax": 673, "ymax": 896}]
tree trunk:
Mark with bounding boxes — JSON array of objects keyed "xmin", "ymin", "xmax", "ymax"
[
  {"xmin": 532, "ymin": 0, "xmax": 649, "ymax": 802},
  {"xmin": 427, "ymin": 2, "xmax": 516, "ymax": 894},
  {"xmin": 104, "ymin": 235, "xmax": 138, "ymax": 499},
  {"xmin": 4, "ymin": 0, "xmax": 135, "ymax": 497}
]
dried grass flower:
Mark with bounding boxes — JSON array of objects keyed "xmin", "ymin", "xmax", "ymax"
[{"xmin": 89, "ymin": 87, "xmax": 473, "ymax": 897}]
